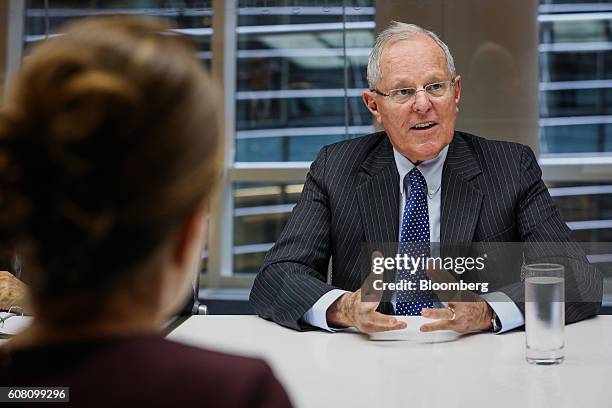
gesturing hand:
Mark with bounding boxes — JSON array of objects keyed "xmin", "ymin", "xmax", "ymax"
[
  {"xmin": 326, "ymin": 288, "xmax": 407, "ymax": 333},
  {"xmin": 326, "ymin": 251, "xmax": 406, "ymax": 333},
  {"xmin": 419, "ymin": 265, "xmax": 494, "ymax": 333},
  {"xmin": 0, "ymin": 271, "xmax": 30, "ymax": 312},
  {"xmin": 420, "ymin": 300, "xmax": 493, "ymax": 333}
]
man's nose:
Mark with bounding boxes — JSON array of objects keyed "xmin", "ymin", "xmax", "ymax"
[{"xmin": 412, "ymin": 89, "xmax": 432, "ymax": 113}]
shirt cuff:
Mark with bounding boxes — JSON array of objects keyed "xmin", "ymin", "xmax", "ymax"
[
  {"xmin": 301, "ymin": 289, "xmax": 348, "ymax": 332},
  {"xmin": 481, "ymin": 291, "xmax": 525, "ymax": 334}
]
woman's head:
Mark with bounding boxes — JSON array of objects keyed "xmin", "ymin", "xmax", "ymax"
[{"xmin": 0, "ymin": 17, "xmax": 220, "ymax": 324}]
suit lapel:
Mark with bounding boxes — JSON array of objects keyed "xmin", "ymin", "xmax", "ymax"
[
  {"xmin": 357, "ymin": 135, "xmax": 399, "ymax": 244},
  {"xmin": 441, "ymin": 132, "xmax": 484, "ymax": 243}
]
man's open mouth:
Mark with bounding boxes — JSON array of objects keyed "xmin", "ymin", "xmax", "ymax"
[{"xmin": 411, "ymin": 121, "xmax": 437, "ymax": 130}]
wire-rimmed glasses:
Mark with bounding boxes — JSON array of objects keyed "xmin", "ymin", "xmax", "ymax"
[{"xmin": 371, "ymin": 79, "xmax": 455, "ymax": 104}]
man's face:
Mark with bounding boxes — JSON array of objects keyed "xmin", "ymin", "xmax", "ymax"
[{"xmin": 363, "ymin": 34, "xmax": 461, "ymax": 163}]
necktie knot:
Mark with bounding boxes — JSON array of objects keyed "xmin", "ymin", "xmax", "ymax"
[{"xmin": 407, "ymin": 167, "xmax": 427, "ymax": 193}]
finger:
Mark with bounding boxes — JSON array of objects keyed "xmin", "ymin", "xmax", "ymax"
[
  {"xmin": 361, "ymin": 251, "xmax": 385, "ymax": 302},
  {"xmin": 361, "ymin": 320, "xmax": 406, "ymax": 333},
  {"xmin": 361, "ymin": 312, "xmax": 407, "ymax": 333},
  {"xmin": 419, "ymin": 319, "xmax": 456, "ymax": 332},
  {"xmin": 371, "ymin": 250, "xmax": 384, "ymax": 261},
  {"xmin": 420, "ymin": 307, "xmax": 454, "ymax": 320},
  {"xmin": 368, "ymin": 311, "xmax": 406, "ymax": 327}
]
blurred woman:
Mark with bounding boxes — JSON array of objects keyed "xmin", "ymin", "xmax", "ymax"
[{"xmin": 0, "ymin": 17, "xmax": 291, "ymax": 407}]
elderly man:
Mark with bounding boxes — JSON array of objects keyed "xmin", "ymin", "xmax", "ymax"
[{"xmin": 250, "ymin": 22, "xmax": 602, "ymax": 333}]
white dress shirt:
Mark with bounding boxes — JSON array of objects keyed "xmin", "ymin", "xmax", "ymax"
[{"xmin": 301, "ymin": 145, "xmax": 524, "ymax": 333}]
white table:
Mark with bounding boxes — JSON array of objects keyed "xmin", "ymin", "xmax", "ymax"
[{"xmin": 168, "ymin": 315, "xmax": 612, "ymax": 408}]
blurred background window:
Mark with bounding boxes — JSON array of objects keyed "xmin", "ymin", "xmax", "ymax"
[
  {"xmin": 24, "ymin": 1, "xmax": 213, "ymax": 66},
  {"xmin": 20, "ymin": 0, "xmax": 215, "ymax": 273},
  {"xmin": 230, "ymin": 0, "xmax": 374, "ymax": 278},
  {"xmin": 539, "ymin": 0, "xmax": 612, "ymax": 302}
]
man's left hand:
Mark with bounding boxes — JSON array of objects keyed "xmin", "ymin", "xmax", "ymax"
[
  {"xmin": 420, "ymin": 264, "xmax": 494, "ymax": 333},
  {"xmin": 419, "ymin": 300, "xmax": 493, "ymax": 333},
  {"xmin": 0, "ymin": 271, "xmax": 30, "ymax": 312}
]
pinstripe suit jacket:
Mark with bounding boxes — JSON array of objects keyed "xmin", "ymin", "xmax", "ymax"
[{"xmin": 250, "ymin": 131, "xmax": 603, "ymax": 331}]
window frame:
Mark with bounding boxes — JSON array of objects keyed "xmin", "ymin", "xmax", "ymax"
[{"xmin": 2, "ymin": 0, "xmax": 24, "ymax": 94}]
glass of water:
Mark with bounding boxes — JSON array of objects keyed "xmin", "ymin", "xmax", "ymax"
[{"xmin": 524, "ymin": 263, "xmax": 565, "ymax": 365}]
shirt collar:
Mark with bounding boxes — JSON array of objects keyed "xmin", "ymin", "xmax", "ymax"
[{"xmin": 393, "ymin": 145, "xmax": 448, "ymax": 196}]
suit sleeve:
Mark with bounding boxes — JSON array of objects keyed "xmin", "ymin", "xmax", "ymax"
[
  {"xmin": 498, "ymin": 145, "xmax": 602, "ymax": 323},
  {"xmin": 249, "ymin": 146, "xmax": 338, "ymax": 331}
]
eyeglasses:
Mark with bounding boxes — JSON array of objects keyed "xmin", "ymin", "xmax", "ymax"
[{"xmin": 371, "ymin": 79, "xmax": 455, "ymax": 104}]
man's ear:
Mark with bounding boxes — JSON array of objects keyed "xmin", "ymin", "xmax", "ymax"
[
  {"xmin": 362, "ymin": 90, "xmax": 382, "ymax": 124},
  {"xmin": 453, "ymin": 75, "xmax": 462, "ymax": 105}
]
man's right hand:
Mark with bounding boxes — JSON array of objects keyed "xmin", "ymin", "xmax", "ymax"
[
  {"xmin": 0, "ymin": 271, "xmax": 30, "ymax": 312},
  {"xmin": 325, "ymin": 289, "xmax": 407, "ymax": 333}
]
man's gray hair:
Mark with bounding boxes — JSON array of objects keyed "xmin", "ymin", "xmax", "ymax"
[{"xmin": 367, "ymin": 21, "xmax": 456, "ymax": 89}]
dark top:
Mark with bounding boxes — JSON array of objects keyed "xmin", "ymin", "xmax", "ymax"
[{"xmin": 0, "ymin": 335, "xmax": 293, "ymax": 408}]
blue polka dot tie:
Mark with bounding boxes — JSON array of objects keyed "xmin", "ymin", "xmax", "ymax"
[{"xmin": 395, "ymin": 167, "xmax": 434, "ymax": 316}]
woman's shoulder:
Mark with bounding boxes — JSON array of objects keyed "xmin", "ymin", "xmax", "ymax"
[
  {"xmin": 115, "ymin": 336, "xmax": 293, "ymax": 407},
  {"xmin": 0, "ymin": 335, "xmax": 293, "ymax": 408},
  {"xmin": 132, "ymin": 336, "xmax": 271, "ymax": 375}
]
